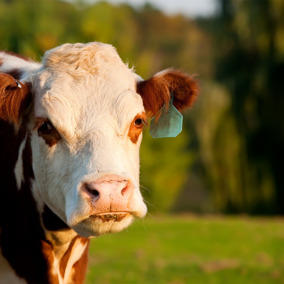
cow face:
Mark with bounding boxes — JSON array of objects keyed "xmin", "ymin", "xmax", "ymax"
[{"xmin": 0, "ymin": 42, "xmax": 199, "ymax": 238}]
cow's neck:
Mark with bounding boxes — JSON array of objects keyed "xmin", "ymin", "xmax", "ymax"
[{"xmin": 0, "ymin": 120, "xmax": 89, "ymax": 284}]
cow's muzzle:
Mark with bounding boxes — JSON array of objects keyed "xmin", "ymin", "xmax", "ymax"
[{"xmin": 81, "ymin": 174, "xmax": 135, "ymax": 220}]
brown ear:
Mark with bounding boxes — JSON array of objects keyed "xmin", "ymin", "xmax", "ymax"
[
  {"xmin": 136, "ymin": 69, "xmax": 199, "ymax": 118},
  {"xmin": 0, "ymin": 73, "xmax": 31, "ymax": 124}
]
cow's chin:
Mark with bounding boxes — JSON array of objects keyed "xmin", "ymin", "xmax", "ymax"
[{"xmin": 71, "ymin": 213, "xmax": 134, "ymax": 238}]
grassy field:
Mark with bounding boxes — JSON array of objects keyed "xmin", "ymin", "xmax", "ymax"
[{"xmin": 86, "ymin": 215, "xmax": 284, "ymax": 284}]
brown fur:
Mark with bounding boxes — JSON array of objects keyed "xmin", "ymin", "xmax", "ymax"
[
  {"xmin": 0, "ymin": 121, "xmax": 50, "ymax": 283},
  {"xmin": 137, "ymin": 69, "xmax": 200, "ymax": 119},
  {"xmin": 59, "ymin": 237, "xmax": 89, "ymax": 282},
  {"xmin": 0, "ymin": 73, "xmax": 31, "ymax": 124},
  {"xmin": 59, "ymin": 237, "xmax": 78, "ymax": 278},
  {"xmin": 127, "ymin": 113, "xmax": 146, "ymax": 144},
  {"xmin": 71, "ymin": 240, "xmax": 89, "ymax": 284},
  {"xmin": 0, "ymin": 118, "xmax": 89, "ymax": 283},
  {"xmin": 41, "ymin": 241, "xmax": 60, "ymax": 284},
  {"xmin": 0, "ymin": 58, "xmax": 3, "ymax": 66}
]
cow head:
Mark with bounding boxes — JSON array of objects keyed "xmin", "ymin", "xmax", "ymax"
[{"xmin": 0, "ymin": 42, "xmax": 199, "ymax": 238}]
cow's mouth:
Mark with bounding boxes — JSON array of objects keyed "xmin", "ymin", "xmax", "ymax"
[{"xmin": 90, "ymin": 212, "xmax": 130, "ymax": 222}]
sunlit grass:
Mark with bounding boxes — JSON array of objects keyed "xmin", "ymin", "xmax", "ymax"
[{"xmin": 86, "ymin": 215, "xmax": 284, "ymax": 284}]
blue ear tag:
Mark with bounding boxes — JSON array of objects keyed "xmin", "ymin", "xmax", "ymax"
[{"xmin": 149, "ymin": 93, "xmax": 183, "ymax": 138}]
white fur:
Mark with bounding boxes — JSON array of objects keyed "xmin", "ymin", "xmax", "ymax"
[
  {"xmin": 14, "ymin": 136, "xmax": 27, "ymax": 190},
  {"xmin": 63, "ymin": 239, "xmax": 88, "ymax": 283},
  {"xmin": 0, "ymin": 52, "xmax": 41, "ymax": 81},
  {"xmin": 30, "ymin": 179, "xmax": 45, "ymax": 214},
  {"xmin": 49, "ymin": 238, "xmax": 88, "ymax": 284},
  {"xmin": 3, "ymin": 42, "xmax": 148, "ymax": 238}
]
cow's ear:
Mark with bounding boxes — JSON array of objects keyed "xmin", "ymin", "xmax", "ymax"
[
  {"xmin": 136, "ymin": 69, "xmax": 199, "ymax": 119},
  {"xmin": 0, "ymin": 73, "xmax": 31, "ymax": 125}
]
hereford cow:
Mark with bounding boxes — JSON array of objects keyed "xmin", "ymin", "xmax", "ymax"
[{"xmin": 0, "ymin": 42, "xmax": 199, "ymax": 284}]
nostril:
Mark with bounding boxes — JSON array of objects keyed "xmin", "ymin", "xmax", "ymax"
[
  {"xmin": 85, "ymin": 184, "xmax": 100, "ymax": 199},
  {"xmin": 121, "ymin": 184, "xmax": 128, "ymax": 196},
  {"xmin": 91, "ymin": 189, "xmax": 100, "ymax": 198}
]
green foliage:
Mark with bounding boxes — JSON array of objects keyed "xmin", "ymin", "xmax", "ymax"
[
  {"xmin": 0, "ymin": 0, "xmax": 80, "ymax": 58},
  {"xmin": 140, "ymin": 128, "xmax": 195, "ymax": 212},
  {"xmin": 197, "ymin": 0, "xmax": 284, "ymax": 214},
  {"xmin": 86, "ymin": 215, "xmax": 284, "ymax": 284},
  {"xmin": 0, "ymin": 0, "xmax": 207, "ymax": 212},
  {"xmin": 1, "ymin": 0, "xmax": 283, "ymax": 214}
]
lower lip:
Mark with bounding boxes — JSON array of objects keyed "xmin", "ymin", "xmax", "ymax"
[{"xmin": 90, "ymin": 212, "xmax": 130, "ymax": 222}]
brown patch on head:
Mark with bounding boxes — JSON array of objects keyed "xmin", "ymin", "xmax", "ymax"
[
  {"xmin": 34, "ymin": 117, "xmax": 61, "ymax": 147},
  {"xmin": 0, "ymin": 73, "xmax": 31, "ymax": 124},
  {"xmin": 137, "ymin": 69, "xmax": 200, "ymax": 119},
  {"xmin": 128, "ymin": 112, "xmax": 146, "ymax": 144},
  {"xmin": 0, "ymin": 58, "xmax": 3, "ymax": 66}
]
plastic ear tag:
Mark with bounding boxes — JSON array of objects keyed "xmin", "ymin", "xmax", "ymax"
[{"xmin": 149, "ymin": 94, "xmax": 183, "ymax": 138}]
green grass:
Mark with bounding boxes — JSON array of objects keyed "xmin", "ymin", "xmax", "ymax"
[{"xmin": 86, "ymin": 215, "xmax": 284, "ymax": 284}]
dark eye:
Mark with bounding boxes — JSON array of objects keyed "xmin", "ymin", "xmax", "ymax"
[
  {"xmin": 134, "ymin": 118, "xmax": 143, "ymax": 126},
  {"xmin": 38, "ymin": 121, "xmax": 52, "ymax": 133}
]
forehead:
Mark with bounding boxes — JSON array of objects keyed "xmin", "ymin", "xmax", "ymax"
[{"xmin": 33, "ymin": 42, "xmax": 144, "ymax": 139}]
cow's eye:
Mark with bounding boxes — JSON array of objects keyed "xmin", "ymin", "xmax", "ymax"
[
  {"xmin": 38, "ymin": 121, "xmax": 52, "ymax": 133},
  {"xmin": 134, "ymin": 119, "xmax": 143, "ymax": 126},
  {"xmin": 35, "ymin": 117, "xmax": 61, "ymax": 146}
]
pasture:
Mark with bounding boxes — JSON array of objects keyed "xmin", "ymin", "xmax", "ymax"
[{"xmin": 86, "ymin": 215, "xmax": 284, "ymax": 284}]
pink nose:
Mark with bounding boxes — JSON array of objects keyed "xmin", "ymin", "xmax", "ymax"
[{"xmin": 82, "ymin": 175, "xmax": 134, "ymax": 213}]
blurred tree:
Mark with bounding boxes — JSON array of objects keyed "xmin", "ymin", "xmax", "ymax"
[
  {"xmin": 140, "ymin": 126, "xmax": 196, "ymax": 212},
  {"xmin": 0, "ymin": 0, "xmax": 207, "ymax": 213},
  {"xmin": 197, "ymin": 0, "xmax": 284, "ymax": 214},
  {"xmin": 1, "ymin": 0, "xmax": 282, "ymax": 214}
]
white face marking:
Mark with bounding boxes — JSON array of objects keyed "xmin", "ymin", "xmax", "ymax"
[
  {"xmin": 28, "ymin": 42, "xmax": 147, "ymax": 237},
  {"xmin": 14, "ymin": 136, "xmax": 27, "ymax": 190}
]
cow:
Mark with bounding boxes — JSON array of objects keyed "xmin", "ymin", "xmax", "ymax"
[{"xmin": 0, "ymin": 42, "xmax": 199, "ymax": 284}]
